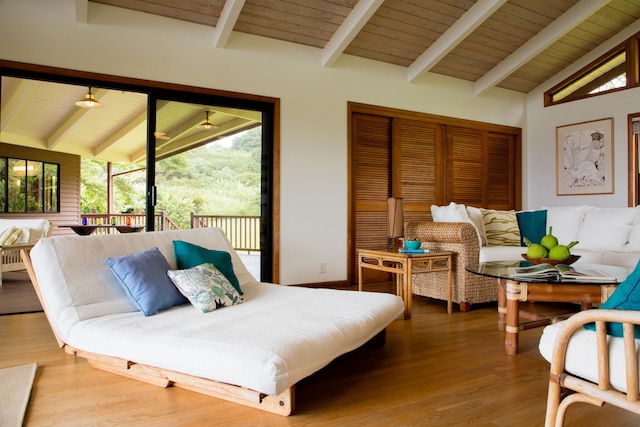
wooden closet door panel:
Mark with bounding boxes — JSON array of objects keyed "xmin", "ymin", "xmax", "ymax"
[
  {"xmin": 487, "ymin": 132, "xmax": 516, "ymax": 210},
  {"xmin": 394, "ymin": 119, "xmax": 444, "ymax": 223},
  {"xmin": 352, "ymin": 114, "xmax": 391, "ymax": 283},
  {"xmin": 447, "ymin": 127, "xmax": 486, "ymax": 206}
]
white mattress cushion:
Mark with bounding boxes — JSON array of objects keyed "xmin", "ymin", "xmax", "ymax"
[
  {"xmin": 66, "ymin": 282, "xmax": 403, "ymax": 395},
  {"xmin": 539, "ymin": 321, "xmax": 640, "ymax": 393}
]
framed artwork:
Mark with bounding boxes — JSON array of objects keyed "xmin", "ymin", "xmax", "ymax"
[{"xmin": 556, "ymin": 118, "xmax": 614, "ymax": 195}]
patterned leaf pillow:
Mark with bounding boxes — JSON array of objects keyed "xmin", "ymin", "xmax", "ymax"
[
  {"xmin": 481, "ymin": 209, "xmax": 521, "ymax": 246},
  {"xmin": 167, "ymin": 263, "xmax": 244, "ymax": 313}
]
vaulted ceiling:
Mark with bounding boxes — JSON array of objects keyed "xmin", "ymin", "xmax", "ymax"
[{"xmin": 89, "ymin": 0, "xmax": 640, "ymax": 95}]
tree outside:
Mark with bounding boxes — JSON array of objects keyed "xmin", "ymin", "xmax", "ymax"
[{"xmin": 81, "ymin": 127, "xmax": 261, "ymax": 229}]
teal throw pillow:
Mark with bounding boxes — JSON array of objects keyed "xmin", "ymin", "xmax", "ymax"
[
  {"xmin": 516, "ymin": 210, "xmax": 547, "ymax": 247},
  {"xmin": 167, "ymin": 263, "xmax": 244, "ymax": 313},
  {"xmin": 584, "ymin": 259, "xmax": 640, "ymax": 337},
  {"xmin": 173, "ymin": 240, "xmax": 242, "ymax": 295},
  {"xmin": 106, "ymin": 247, "xmax": 188, "ymax": 316}
]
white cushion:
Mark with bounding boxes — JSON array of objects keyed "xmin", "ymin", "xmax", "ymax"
[
  {"xmin": 0, "ymin": 219, "xmax": 50, "ymax": 245},
  {"xmin": 0, "ymin": 226, "xmax": 17, "ymax": 245},
  {"xmin": 466, "ymin": 206, "xmax": 487, "ymax": 246},
  {"xmin": 577, "ymin": 207, "xmax": 635, "ymax": 251},
  {"xmin": 544, "ymin": 205, "xmax": 589, "ymax": 244},
  {"xmin": 431, "ymin": 202, "xmax": 482, "ymax": 247},
  {"xmin": 431, "ymin": 202, "xmax": 464, "ymax": 222},
  {"xmin": 625, "ymin": 209, "xmax": 640, "ymax": 251},
  {"xmin": 64, "ymin": 281, "xmax": 404, "ymax": 396},
  {"xmin": 478, "ymin": 245, "xmax": 524, "ymax": 263},
  {"xmin": 539, "ymin": 320, "xmax": 640, "ymax": 394},
  {"xmin": 14, "ymin": 227, "xmax": 30, "ymax": 245}
]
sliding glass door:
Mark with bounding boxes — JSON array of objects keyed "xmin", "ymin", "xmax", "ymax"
[{"xmin": 1, "ymin": 66, "xmax": 276, "ymax": 282}]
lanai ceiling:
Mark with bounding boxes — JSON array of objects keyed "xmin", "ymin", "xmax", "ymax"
[
  {"xmin": 0, "ymin": 76, "xmax": 263, "ymax": 165},
  {"xmin": 2, "ymin": 0, "xmax": 640, "ymax": 164}
]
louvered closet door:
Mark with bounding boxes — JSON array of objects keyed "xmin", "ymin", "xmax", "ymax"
[
  {"xmin": 394, "ymin": 119, "xmax": 444, "ymax": 222},
  {"xmin": 447, "ymin": 127, "xmax": 486, "ymax": 207},
  {"xmin": 352, "ymin": 114, "xmax": 392, "ymax": 283},
  {"xmin": 487, "ymin": 132, "xmax": 516, "ymax": 209},
  {"xmin": 446, "ymin": 126, "xmax": 517, "ymax": 209}
]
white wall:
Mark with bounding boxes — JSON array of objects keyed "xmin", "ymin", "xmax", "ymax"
[
  {"xmin": 0, "ymin": 0, "xmax": 526, "ymax": 285},
  {"xmin": 525, "ymin": 20, "xmax": 640, "ymax": 210}
]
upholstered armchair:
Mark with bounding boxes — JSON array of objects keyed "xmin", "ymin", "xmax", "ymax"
[{"xmin": 404, "ymin": 221, "xmax": 497, "ymax": 312}]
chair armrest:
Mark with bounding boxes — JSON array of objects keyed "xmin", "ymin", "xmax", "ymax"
[
  {"xmin": 405, "ymin": 222, "xmax": 479, "ymax": 247},
  {"xmin": 1, "ymin": 243, "xmax": 36, "ymax": 251},
  {"xmin": 549, "ymin": 309, "xmax": 640, "ymax": 399}
]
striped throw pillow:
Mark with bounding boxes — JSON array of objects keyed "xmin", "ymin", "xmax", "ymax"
[{"xmin": 481, "ymin": 209, "xmax": 521, "ymax": 246}]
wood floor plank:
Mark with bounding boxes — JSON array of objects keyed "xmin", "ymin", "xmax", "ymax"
[
  {"xmin": 1, "ymin": 284, "xmax": 638, "ymax": 426},
  {"xmin": 0, "ymin": 271, "xmax": 42, "ymax": 315}
]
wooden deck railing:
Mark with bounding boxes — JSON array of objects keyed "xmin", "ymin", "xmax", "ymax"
[
  {"xmin": 81, "ymin": 212, "xmax": 260, "ymax": 252},
  {"xmin": 191, "ymin": 213, "xmax": 260, "ymax": 253}
]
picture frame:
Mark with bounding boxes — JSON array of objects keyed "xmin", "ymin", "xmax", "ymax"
[{"xmin": 556, "ymin": 118, "xmax": 613, "ymax": 195}]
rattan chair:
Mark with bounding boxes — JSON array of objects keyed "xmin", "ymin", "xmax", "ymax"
[
  {"xmin": 404, "ymin": 221, "xmax": 497, "ymax": 312},
  {"xmin": 542, "ymin": 309, "xmax": 640, "ymax": 426}
]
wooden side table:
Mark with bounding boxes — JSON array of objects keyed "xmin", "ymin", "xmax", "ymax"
[{"xmin": 357, "ymin": 248, "xmax": 453, "ymax": 318}]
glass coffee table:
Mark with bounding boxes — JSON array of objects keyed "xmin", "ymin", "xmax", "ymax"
[{"xmin": 466, "ymin": 260, "xmax": 631, "ymax": 355}]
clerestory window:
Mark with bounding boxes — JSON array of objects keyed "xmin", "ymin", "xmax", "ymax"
[{"xmin": 545, "ymin": 32, "xmax": 640, "ymax": 106}]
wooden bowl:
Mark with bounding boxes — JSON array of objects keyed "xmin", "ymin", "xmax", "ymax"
[{"xmin": 521, "ymin": 254, "xmax": 581, "ymax": 266}]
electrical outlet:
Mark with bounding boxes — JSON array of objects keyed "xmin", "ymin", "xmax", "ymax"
[{"xmin": 319, "ymin": 262, "xmax": 326, "ymax": 273}]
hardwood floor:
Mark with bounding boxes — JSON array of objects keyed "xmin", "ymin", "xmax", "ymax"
[
  {"xmin": 1, "ymin": 284, "xmax": 638, "ymax": 426},
  {"xmin": 0, "ymin": 271, "xmax": 42, "ymax": 315}
]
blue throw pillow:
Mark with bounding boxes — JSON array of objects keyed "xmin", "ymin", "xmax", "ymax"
[
  {"xmin": 516, "ymin": 210, "xmax": 547, "ymax": 247},
  {"xmin": 584, "ymin": 259, "xmax": 640, "ymax": 337},
  {"xmin": 173, "ymin": 240, "xmax": 243, "ymax": 295},
  {"xmin": 106, "ymin": 247, "xmax": 188, "ymax": 316}
]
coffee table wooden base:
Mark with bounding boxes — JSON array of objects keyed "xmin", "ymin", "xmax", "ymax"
[{"xmin": 498, "ymin": 278, "xmax": 618, "ymax": 355}]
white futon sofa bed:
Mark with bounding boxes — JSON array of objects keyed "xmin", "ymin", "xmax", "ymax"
[{"xmin": 25, "ymin": 227, "xmax": 404, "ymax": 415}]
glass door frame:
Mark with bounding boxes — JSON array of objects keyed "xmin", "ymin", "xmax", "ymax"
[{"xmin": 0, "ymin": 60, "xmax": 279, "ymax": 282}]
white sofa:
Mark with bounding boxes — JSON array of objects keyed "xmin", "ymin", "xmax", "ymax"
[
  {"xmin": 0, "ymin": 218, "xmax": 54, "ymax": 285},
  {"xmin": 25, "ymin": 227, "xmax": 404, "ymax": 415},
  {"xmin": 433, "ymin": 203, "xmax": 640, "ymax": 268}
]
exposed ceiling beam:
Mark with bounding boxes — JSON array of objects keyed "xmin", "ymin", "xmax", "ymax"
[
  {"xmin": 474, "ymin": 0, "xmax": 610, "ymax": 96},
  {"xmin": 47, "ymin": 88, "xmax": 109, "ymax": 149},
  {"xmin": 156, "ymin": 110, "xmax": 205, "ymax": 151},
  {"xmin": 322, "ymin": 0, "xmax": 384, "ymax": 67},
  {"xmin": 95, "ymin": 100, "xmax": 170, "ymax": 156},
  {"xmin": 214, "ymin": 0, "xmax": 245, "ymax": 48},
  {"xmin": 94, "ymin": 110, "xmax": 146, "ymax": 156},
  {"xmin": 407, "ymin": 0, "xmax": 507, "ymax": 83},
  {"xmin": 0, "ymin": 78, "xmax": 36, "ymax": 132},
  {"xmin": 153, "ymin": 117, "xmax": 253, "ymax": 159},
  {"xmin": 75, "ymin": 0, "xmax": 88, "ymax": 23}
]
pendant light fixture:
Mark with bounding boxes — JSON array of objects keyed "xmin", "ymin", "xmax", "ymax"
[
  {"xmin": 75, "ymin": 87, "xmax": 104, "ymax": 108},
  {"xmin": 197, "ymin": 110, "xmax": 217, "ymax": 130}
]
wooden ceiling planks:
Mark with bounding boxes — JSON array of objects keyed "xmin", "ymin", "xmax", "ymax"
[{"xmin": 88, "ymin": 0, "xmax": 640, "ymax": 94}]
